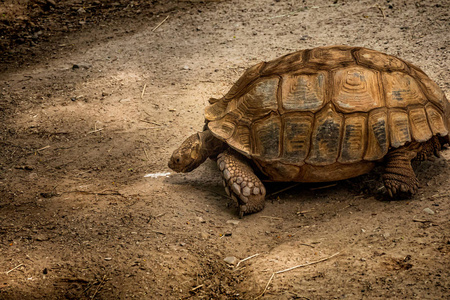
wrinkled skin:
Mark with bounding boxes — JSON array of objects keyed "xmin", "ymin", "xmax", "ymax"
[
  {"xmin": 168, "ymin": 130, "xmax": 226, "ymax": 173},
  {"xmin": 168, "ymin": 133, "xmax": 204, "ymax": 173}
]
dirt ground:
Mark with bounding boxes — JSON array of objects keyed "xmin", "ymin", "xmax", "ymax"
[{"xmin": 0, "ymin": 0, "xmax": 449, "ymax": 299}]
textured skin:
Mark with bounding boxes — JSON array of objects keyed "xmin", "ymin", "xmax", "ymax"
[
  {"xmin": 383, "ymin": 143, "xmax": 421, "ymax": 197},
  {"xmin": 217, "ymin": 149, "xmax": 266, "ymax": 217}
]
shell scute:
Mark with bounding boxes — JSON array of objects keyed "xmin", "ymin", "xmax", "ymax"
[
  {"xmin": 364, "ymin": 108, "xmax": 388, "ymax": 161},
  {"xmin": 227, "ymin": 125, "xmax": 252, "ymax": 155},
  {"xmin": 281, "ymin": 72, "xmax": 326, "ymax": 112},
  {"xmin": 252, "ymin": 114, "xmax": 281, "ymax": 159},
  {"xmin": 389, "ymin": 109, "xmax": 412, "ymax": 148},
  {"xmin": 411, "ymin": 67, "xmax": 447, "ymax": 109},
  {"xmin": 262, "ymin": 50, "xmax": 305, "ymax": 75},
  {"xmin": 383, "ymin": 72, "xmax": 427, "ymax": 108},
  {"xmin": 338, "ymin": 114, "xmax": 367, "ymax": 163},
  {"xmin": 408, "ymin": 107, "xmax": 432, "ymax": 142},
  {"xmin": 307, "ymin": 46, "xmax": 355, "ymax": 67},
  {"xmin": 332, "ymin": 66, "xmax": 382, "ymax": 112},
  {"xmin": 306, "ymin": 105, "xmax": 343, "ymax": 165},
  {"xmin": 223, "ymin": 62, "xmax": 265, "ymax": 101},
  {"xmin": 354, "ymin": 48, "xmax": 409, "ymax": 72},
  {"xmin": 241, "ymin": 77, "xmax": 279, "ymax": 112},
  {"xmin": 208, "ymin": 114, "xmax": 236, "ymax": 140},
  {"xmin": 281, "ymin": 113, "xmax": 314, "ymax": 165},
  {"xmin": 425, "ymin": 103, "xmax": 448, "ymax": 136}
]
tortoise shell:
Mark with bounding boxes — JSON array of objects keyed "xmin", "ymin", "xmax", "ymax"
[{"xmin": 205, "ymin": 46, "xmax": 449, "ymax": 181}]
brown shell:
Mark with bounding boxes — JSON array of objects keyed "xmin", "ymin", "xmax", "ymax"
[{"xmin": 206, "ymin": 46, "xmax": 450, "ymax": 167}]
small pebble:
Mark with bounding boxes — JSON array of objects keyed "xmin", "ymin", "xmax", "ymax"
[
  {"xmin": 226, "ymin": 220, "xmax": 240, "ymax": 225},
  {"xmin": 197, "ymin": 217, "xmax": 206, "ymax": 223},
  {"xmin": 104, "ymin": 257, "xmax": 112, "ymax": 261},
  {"xmin": 423, "ymin": 207, "xmax": 435, "ymax": 215},
  {"xmin": 35, "ymin": 234, "xmax": 49, "ymax": 241},
  {"xmin": 224, "ymin": 256, "xmax": 238, "ymax": 265}
]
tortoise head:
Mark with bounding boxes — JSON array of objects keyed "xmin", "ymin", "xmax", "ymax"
[{"xmin": 168, "ymin": 133, "xmax": 203, "ymax": 173}]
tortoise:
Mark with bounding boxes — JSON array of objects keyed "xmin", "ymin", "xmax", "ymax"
[{"xmin": 168, "ymin": 45, "xmax": 450, "ymax": 217}]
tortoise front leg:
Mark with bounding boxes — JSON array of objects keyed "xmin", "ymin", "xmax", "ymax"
[
  {"xmin": 383, "ymin": 145, "xmax": 420, "ymax": 198},
  {"xmin": 217, "ymin": 149, "xmax": 266, "ymax": 218}
]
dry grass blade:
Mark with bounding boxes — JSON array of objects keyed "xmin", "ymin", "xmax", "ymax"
[
  {"xmin": 141, "ymin": 83, "xmax": 147, "ymax": 99},
  {"xmin": 235, "ymin": 253, "xmax": 259, "ymax": 269},
  {"xmin": 152, "ymin": 15, "xmax": 169, "ymax": 32},
  {"xmin": 267, "ymin": 183, "xmax": 300, "ymax": 197},
  {"xmin": 256, "ymin": 252, "xmax": 341, "ymax": 299},
  {"xmin": 309, "ymin": 183, "xmax": 337, "ymax": 191},
  {"xmin": 275, "ymin": 251, "xmax": 341, "ymax": 274},
  {"xmin": 5, "ymin": 264, "xmax": 24, "ymax": 274},
  {"xmin": 91, "ymin": 275, "xmax": 107, "ymax": 299}
]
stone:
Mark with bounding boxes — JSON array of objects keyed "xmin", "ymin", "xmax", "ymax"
[
  {"xmin": 224, "ymin": 256, "xmax": 238, "ymax": 265},
  {"xmin": 423, "ymin": 207, "xmax": 435, "ymax": 215},
  {"xmin": 226, "ymin": 220, "xmax": 240, "ymax": 225}
]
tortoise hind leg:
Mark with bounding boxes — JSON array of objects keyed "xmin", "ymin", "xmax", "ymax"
[
  {"xmin": 383, "ymin": 144, "xmax": 420, "ymax": 198},
  {"xmin": 217, "ymin": 149, "xmax": 266, "ymax": 218}
]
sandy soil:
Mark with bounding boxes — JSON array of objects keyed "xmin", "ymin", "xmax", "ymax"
[{"xmin": 0, "ymin": 0, "xmax": 449, "ymax": 298}]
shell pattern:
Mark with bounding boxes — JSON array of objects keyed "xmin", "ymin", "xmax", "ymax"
[{"xmin": 206, "ymin": 46, "xmax": 449, "ymax": 167}]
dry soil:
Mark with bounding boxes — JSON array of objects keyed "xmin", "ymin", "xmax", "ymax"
[{"xmin": 0, "ymin": 0, "xmax": 449, "ymax": 299}]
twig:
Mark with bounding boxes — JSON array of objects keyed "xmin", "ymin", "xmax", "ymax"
[
  {"xmin": 256, "ymin": 252, "xmax": 341, "ymax": 299},
  {"xmin": 91, "ymin": 275, "xmax": 107, "ymax": 299},
  {"xmin": 257, "ymin": 273, "xmax": 275, "ymax": 299},
  {"xmin": 152, "ymin": 15, "xmax": 169, "ymax": 32},
  {"xmin": 275, "ymin": 252, "xmax": 340, "ymax": 274},
  {"xmin": 377, "ymin": 4, "xmax": 386, "ymax": 19},
  {"xmin": 139, "ymin": 120, "xmax": 160, "ymax": 127},
  {"xmin": 310, "ymin": 183, "xmax": 337, "ymax": 191},
  {"xmin": 141, "ymin": 84, "xmax": 147, "ymax": 99},
  {"xmin": 139, "ymin": 119, "xmax": 162, "ymax": 126},
  {"xmin": 87, "ymin": 128, "xmax": 104, "ymax": 134},
  {"xmin": 235, "ymin": 253, "xmax": 259, "ymax": 269},
  {"xmin": 268, "ymin": 183, "xmax": 300, "ymax": 197},
  {"xmin": 141, "ymin": 109, "xmax": 152, "ymax": 117},
  {"xmin": 5, "ymin": 263, "xmax": 24, "ymax": 274},
  {"xmin": 191, "ymin": 284, "xmax": 203, "ymax": 291},
  {"xmin": 143, "ymin": 148, "xmax": 150, "ymax": 161},
  {"xmin": 37, "ymin": 145, "xmax": 50, "ymax": 152}
]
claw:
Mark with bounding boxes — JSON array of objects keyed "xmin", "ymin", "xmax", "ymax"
[{"xmin": 388, "ymin": 188, "xmax": 393, "ymax": 198}]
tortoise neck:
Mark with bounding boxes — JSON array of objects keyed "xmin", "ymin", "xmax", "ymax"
[{"xmin": 199, "ymin": 129, "xmax": 227, "ymax": 159}]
